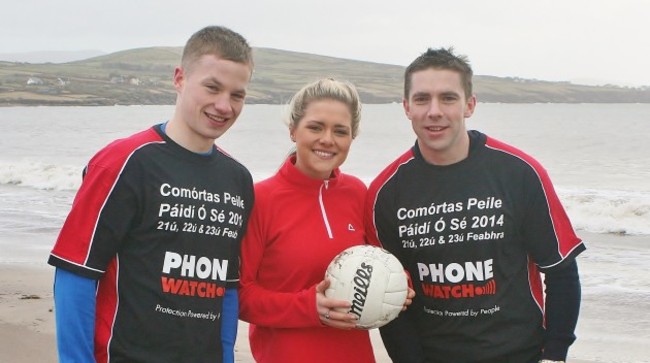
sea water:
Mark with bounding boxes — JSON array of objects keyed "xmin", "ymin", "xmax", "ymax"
[{"xmin": 1, "ymin": 103, "xmax": 648, "ymax": 252}]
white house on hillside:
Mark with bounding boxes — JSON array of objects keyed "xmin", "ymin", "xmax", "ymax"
[{"xmin": 27, "ymin": 77, "xmax": 44, "ymax": 85}]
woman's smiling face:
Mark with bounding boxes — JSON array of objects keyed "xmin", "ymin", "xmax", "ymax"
[{"xmin": 290, "ymin": 98, "xmax": 354, "ymax": 180}]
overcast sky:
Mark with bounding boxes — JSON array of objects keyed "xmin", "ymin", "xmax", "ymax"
[{"xmin": 3, "ymin": 0, "xmax": 648, "ymax": 86}]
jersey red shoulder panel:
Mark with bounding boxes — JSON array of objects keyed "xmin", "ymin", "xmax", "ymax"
[
  {"xmin": 365, "ymin": 148, "xmax": 415, "ymax": 247},
  {"xmin": 49, "ymin": 128, "xmax": 164, "ymax": 278},
  {"xmin": 484, "ymin": 136, "xmax": 582, "ymax": 263}
]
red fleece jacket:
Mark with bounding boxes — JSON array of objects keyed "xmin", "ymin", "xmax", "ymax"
[{"xmin": 239, "ymin": 156, "xmax": 375, "ymax": 363}]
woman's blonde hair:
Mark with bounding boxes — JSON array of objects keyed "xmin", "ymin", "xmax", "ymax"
[{"xmin": 286, "ymin": 78, "xmax": 362, "ymax": 138}]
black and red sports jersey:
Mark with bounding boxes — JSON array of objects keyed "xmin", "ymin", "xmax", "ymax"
[
  {"xmin": 49, "ymin": 124, "xmax": 253, "ymax": 363},
  {"xmin": 366, "ymin": 130, "xmax": 585, "ymax": 362}
]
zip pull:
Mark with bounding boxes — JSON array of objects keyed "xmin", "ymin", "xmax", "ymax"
[{"xmin": 323, "ymin": 180, "xmax": 329, "ymax": 189}]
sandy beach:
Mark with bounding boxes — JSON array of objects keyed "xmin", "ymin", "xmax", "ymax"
[{"xmin": 1, "ymin": 231, "xmax": 647, "ymax": 363}]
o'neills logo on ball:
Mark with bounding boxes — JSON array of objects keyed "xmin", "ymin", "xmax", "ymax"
[{"xmin": 349, "ymin": 262, "xmax": 373, "ymax": 318}]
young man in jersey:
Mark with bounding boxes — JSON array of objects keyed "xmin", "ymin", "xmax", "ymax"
[
  {"xmin": 48, "ymin": 25, "xmax": 254, "ymax": 363},
  {"xmin": 365, "ymin": 48, "xmax": 585, "ymax": 363}
]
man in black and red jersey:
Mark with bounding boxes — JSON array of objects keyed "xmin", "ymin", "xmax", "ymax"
[
  {"xmin": 48, "ymin": 26, "xmax": 254, "ymax": 363},
  {"xmin": 365, "ymin": 48, "xmax": 585, "ymax": 363}
]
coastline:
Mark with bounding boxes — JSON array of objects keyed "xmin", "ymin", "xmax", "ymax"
[{"xmin": 1, "ymin": 231, "xmax": 647, "ymax": 362}]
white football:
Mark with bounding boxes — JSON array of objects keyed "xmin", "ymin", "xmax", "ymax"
[{"xmin": 325, "ymin": 245, "xmax": 408, "ymax": 329}]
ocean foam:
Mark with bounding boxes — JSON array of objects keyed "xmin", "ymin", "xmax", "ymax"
[
  {"xmin": 0, "ymin": 160, "xmax": 81, "ymax": 191},
  {"xmin": 559, "ymin": 188, "xmax": 650, "ymax": 235}
]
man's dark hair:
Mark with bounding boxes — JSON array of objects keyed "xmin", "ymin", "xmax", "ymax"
[{"xmin": 404, "ymin": 47, "xmax": 473, "ymax": 99}]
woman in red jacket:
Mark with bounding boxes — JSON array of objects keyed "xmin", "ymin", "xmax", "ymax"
[{"xmin": 239, "ymin": 78, "xmax": 376, "ymax": 362}]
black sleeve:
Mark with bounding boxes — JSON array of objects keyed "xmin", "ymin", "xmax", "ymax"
[
  {"xmin": 541, "ymin": 258, "xmax": 581, "ymax": 361},
  {"xmin": 379, "ymin": 303, "xmax": 426, "ymax": 363}
]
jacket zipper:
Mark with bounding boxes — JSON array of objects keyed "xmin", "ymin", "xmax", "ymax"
[{"xmin": 319, "ymin": 180, "xmax": 333, "ymax": 239}]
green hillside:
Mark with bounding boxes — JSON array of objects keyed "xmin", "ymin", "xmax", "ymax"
[{"xmin": 1, "ymin": 47, "xmax": 649, "ymax": 106}]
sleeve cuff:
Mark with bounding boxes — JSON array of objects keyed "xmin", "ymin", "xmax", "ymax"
[{"xmin": 542, "ymin": 339, "xmax": 569, "ymax": 361}]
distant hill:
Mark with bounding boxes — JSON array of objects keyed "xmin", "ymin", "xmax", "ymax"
[
  {"xmin": 0, "ymin": 50, "xmax": 106, "ymax": 64},
  {"xmin": 1, "ymin": 46, "xmax": 649, "ymax": 106}
]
